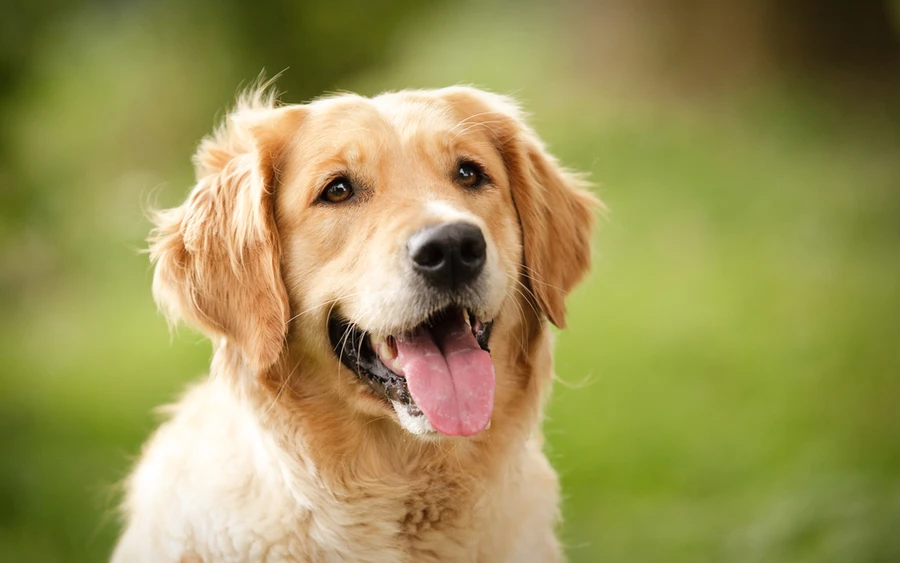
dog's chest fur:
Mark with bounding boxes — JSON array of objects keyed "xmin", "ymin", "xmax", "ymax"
[
  {"xmin": 118, "ymin": 377, "xmax": 560, "ymax": 563},
  {"xmin": 293, "ymin": 454, "xmax": 559, "ymax": 562},
  {"xmin": 298, "ymin": 477, "xmax": 477, "ymax": 562}
]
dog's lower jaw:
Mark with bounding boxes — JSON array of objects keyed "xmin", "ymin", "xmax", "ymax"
[{"xmin": 392, "ymin": 400, "xmax": 437, "ymax": 435}]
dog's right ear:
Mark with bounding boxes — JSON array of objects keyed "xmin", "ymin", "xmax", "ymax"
[{"xmin": 149, "ymin": 90, "xmax": 306, "ymax": 370}]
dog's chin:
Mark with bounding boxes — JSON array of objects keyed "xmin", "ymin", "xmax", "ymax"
[{"xmin": 327, "ymin": 305, "xmax": 494, "ymax": 437}]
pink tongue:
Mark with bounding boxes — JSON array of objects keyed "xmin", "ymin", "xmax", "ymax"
[{"xmin": 395, "ymin": 316, "xmax": 494, "ymax": 437}]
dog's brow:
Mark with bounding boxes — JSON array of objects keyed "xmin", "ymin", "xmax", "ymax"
[{"xmin": 372, "ymin": 98, "xmax": 452, "ymax": 142}]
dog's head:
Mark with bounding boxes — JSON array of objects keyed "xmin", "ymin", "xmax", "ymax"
[{"xmin": 150, "ymin": 86, "xmax": 598, "ymax": 438}]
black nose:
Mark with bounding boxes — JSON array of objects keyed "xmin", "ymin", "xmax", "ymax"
[{"xmin": 408, "ymin": 222, "xmax": 487, "ymax": 289}]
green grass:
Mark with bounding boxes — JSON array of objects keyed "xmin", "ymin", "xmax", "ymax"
[{"xmin": 544, "ymin": 99, "xmax": 900, "ymax": 563}]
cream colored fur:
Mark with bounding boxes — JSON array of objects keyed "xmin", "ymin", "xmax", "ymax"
[{"xmin": 113, "ymin": 85, "xmax": 598, "ymax": 562}]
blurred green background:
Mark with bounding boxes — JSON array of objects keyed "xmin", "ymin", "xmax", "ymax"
[{"xmin": 2, "ymin": 1, "xmax": 900, "ymax": 561}]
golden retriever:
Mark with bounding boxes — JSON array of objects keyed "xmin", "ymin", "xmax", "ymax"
[{"xmin": 113, "ymin": 84, "xmax": 598, "ymax": 562}]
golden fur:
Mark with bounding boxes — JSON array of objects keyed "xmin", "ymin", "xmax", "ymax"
[{"xmin": 114, "ymin": 85, "xmax": 598, "ymax": 562}]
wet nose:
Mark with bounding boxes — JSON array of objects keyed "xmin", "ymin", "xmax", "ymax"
[{"xmin": 408, "ymin": 222, "xmax": 486, "ymax": 290}]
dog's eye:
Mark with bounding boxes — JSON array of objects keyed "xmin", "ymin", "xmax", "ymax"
[
  {"xmin": 321, "ymin": 177, "xmax": 354, "ymax": 204},
  {"xmin": 456, "ymin": 161, "xmax": 487, "ymax": 189}
]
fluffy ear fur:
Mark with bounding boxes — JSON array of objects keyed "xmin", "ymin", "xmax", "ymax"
[
  {"xmin": 440, "ymin": 87, "xmax": 600, "ymax": 328},
  {"xmin": 149, "ymin": 90, "xmax": 305, "ymax": 369}
]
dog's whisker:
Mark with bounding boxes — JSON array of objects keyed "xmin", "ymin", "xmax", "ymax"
[
  {"xmin": 336, "ymin": 321, "xmax": 357, "ymax": 398},
  {"xmin": 289, "ymin": 290, "xmax": 364, "ymax": 328},
  {"xmin": 518, "ymin": 263, "xmax": 567, "ymax": 293},
  {"xmin": 354, "ymin": 323, "xmax": 366, "ymax": 385},
  {"xmin": 503, "ymin": 285, "xmax": 529, "ymax": 353},
  {"xmin": 448, "ymin": 110, "xmax": 508, "ymax": 135},
  {"xmin": 361, "ymin": 414, "xmax": 392, "ymax": 430},
  {"xmin": 323, "ymin": 296, "xmax": 350, "ymax": 396},
  {"xmin": 449, "ymin": 119, "xmax": 508, "ymax": 142},
  {"xmin": 505, "ymin": 284, "xmax": 534, "ymax": 355},
  {"xmin": 504, "ymin": 271, "xmax": 541, "ymax": 321},
  {"xmin": 266, "ymin": 359, "xmax": 301, "ymax": 416}
]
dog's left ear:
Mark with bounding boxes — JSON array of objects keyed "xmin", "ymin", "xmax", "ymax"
[
  {"xmin": 149, "ymin": 90, "xmax": 305, "ymax": 369},
  {"xmin": 439, "ymin": 87, "xmax": 601, "ymax": 328}
]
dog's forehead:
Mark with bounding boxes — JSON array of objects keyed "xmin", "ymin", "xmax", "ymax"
[
  {"xmin": 306, "ymin": 92, "xmax": 458, "ymax": 143},
  {"xmin": 371, "ymin": 93, "xmax": 455, "ymax": 139}
]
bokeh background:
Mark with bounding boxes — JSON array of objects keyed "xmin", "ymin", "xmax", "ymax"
[{"xmin": 2, "ymin": 1, "xmax": 900, "ymax": 561}]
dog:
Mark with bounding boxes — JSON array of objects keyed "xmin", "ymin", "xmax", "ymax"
[{"xmin": 113, "ymin": 84, "xmax": 598, "ymax": 562}]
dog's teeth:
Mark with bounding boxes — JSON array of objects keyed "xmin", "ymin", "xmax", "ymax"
[
  {"xmin": 388, "ymin": 358, "xmax": 405, "ymax": 377},
  {"xmin": 372, "ymin": 334, "xmax": 404, "ymax": 376},
  {"xmin": 463, "ymin": 310, "xmax": 472, "ymax": 328},
  {"xmin": 371, "ymin": 335, "xmax": 396, "ymax": 361},
  {"xmin": 381, "ymin": 342, "xmax": 396, "ymax": 361}
]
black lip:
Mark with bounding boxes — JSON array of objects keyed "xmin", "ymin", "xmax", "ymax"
[
  {"xmin": 327, "ymin": 316, "xmax": 416, "ymax": 407},
  {"xmin": 327, "ymin": 307, "xmax": 493, "ymax": 412}
]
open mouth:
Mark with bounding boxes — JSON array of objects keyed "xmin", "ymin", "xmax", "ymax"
[{"xmin": 328, "ymin": 306, "xmax": 494, "ymax": 437}]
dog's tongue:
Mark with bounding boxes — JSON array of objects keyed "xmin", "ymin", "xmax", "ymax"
[{"xmin": 395, "ymin": 315, "xmax": 494, "ymax": 437}]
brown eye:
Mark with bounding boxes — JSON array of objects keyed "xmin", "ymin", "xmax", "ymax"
[
  {"xmin": 321, "ymin": 177, "xmax": 353, "ymax": 203},
  {"xmin": 456, "ymin": 161, "xmax": 487, "ymax": 189}
]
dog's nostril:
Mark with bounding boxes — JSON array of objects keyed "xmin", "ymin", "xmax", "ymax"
[
  {"xmin": 413, "ymin": 242, "xmax": 445, "ymax": 269},
  {"xmin": 459, "ymin": 238, "xmax": 486, "ymax": 265}
]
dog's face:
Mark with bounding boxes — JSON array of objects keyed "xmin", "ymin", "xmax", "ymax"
[
  {"xmin": 150, "ymin": 87, "xmax": 597, "ymax": 438},
  {"xmin": 277, "ymin": 92, "xmax": 526, "ymax": 437}
]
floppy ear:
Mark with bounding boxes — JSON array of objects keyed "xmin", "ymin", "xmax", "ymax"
[
  {"xmin": 149, "ymin": 90, "xmax": 305, "ymax": 369},
  {"xmin": 440, "ymin": 87, "xmax": 600, "ymax": 328},
  {"xmin": 509, "ymin": 135, "xmax": 599, "ymax": 328}
]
